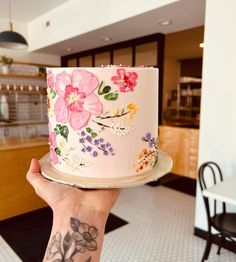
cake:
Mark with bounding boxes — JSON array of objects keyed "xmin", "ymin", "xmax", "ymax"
[{"xmin": 46, "ymin": 66, "xmax": 158, "ymax": 178}]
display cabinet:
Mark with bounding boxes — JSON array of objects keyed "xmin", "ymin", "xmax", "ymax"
[{"xmin": 164, "ymin": 77, "xmax": 201, "ymax": 127}]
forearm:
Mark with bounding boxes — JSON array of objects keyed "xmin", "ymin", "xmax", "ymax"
[{"xmin": 44, "ymin": 205, "xmax": 107, "ymax": 262}]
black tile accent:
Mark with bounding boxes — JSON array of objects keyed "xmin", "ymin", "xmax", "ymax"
[
  {"xmin": 194, "ymin": 227, "xmax": 236, "ymax": 254},
  {"xmin": 147, "ymin": 173, "xmax": 196, "ymax": 196},
  {"xmin": 0, "ymin": 207, "xmax": 128, "ymax": 262}
]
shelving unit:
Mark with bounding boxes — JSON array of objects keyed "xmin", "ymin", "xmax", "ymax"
[
  {"xmin": 0, "ymin": 61, "xmax": 48, "ymax": 125},
  {"xmin": 164, "ymin": 77, "xmax": 201, "ymax": 127},
  {"xmin": 0, "ymin": 73, "xmax": 45, "ymax": 79}
]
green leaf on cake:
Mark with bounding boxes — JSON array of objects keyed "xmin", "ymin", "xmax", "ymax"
[
  {"xmin": 54, "ymin": 147, "xmax": 61, "ymax": 156},
  {"xmin": 151, "ymin": 155, "xmax": 158, "ymax": 168},
  {"xmin": 54, "ymin": 124, "xmax": 62, "ymax": 135},
  {"xmin": 86, "ymin": 127, "xmax": 92, "ymax": 133},
  {"xmin": 54, "ymin": 124, "xmax": 69, "ymax": 141},
  {"xmin": 60, "ymin": 126, "xmax": 69, "ymax": 141},
  {"xmin": 51, "ymin": 89, "xmax": 56, "ymax": 99},
  {"xmin": 104, "ymin": 92, "xmax": 118, "ymax": 101},
  {"xmin": 103, "ymin": 85, "xmax": 111, "ymax": 94},
  {"xmin": 91, "ymin": 132, "xmax": 97, "ymax": 138},
  {"xmin": 98, "ymin": 81, "xmax": 111, "ymax": 95}
]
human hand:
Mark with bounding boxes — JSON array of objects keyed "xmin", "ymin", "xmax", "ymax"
[
  {"xmin": 27, "ymin": 159, "xmax": 121, "ymax": 262},
  {"xmin": 26, "ymin": 159, "xmax": 120, "ymax": 217}
]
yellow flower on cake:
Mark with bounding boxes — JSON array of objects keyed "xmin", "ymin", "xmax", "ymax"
[
  {"xmin": 126, "ymin": 102, "xmax": 138, "ymax": 119},
  {"xmin": 112, "ymin": 108, "xmax": 119, "ymax": 116}
]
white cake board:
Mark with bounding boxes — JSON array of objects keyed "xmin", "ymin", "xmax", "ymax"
[{"xmin": 39, "ymin": 151, "xmax": 173, "ymax": 189}]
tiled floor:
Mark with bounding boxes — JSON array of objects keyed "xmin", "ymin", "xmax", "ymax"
[
  {"xmin": 101, "ymin": 185, "xmax": 236, "ymax": 262},
  {"xmin": 0, "ymin": 185, "xmax": 236, "ymax": 262},
  {"xmin": 0, "ymin": 236, "xmax": 22, "ymax": 262}
]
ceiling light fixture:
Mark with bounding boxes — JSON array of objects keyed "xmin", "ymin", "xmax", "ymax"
[
  {"xmin": 101, "ymin": 37, "xmax": 112, "ymax": 42},
  {"xmin": 66, "ymin": 47, "xmax": 72, "ymax": 52},
  {"xmin": 0, "ymin": 0, "xmax": 28, "ymax": 49},
  {"xmin": 158, "ymin": 19, "xmax": 172, "ymax": 26}
]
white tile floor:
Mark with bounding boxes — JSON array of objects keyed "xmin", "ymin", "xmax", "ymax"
[
  {"xmin": 101, "ymin": 186, "xmax": 236, "ymax": 262},
  {"xmin": 0, "ymin": 185, "xmax": 235, "ymax": 262},
  {"xmin": 0, "ymin": 236, "xmax": 22, "ymax": 262}
]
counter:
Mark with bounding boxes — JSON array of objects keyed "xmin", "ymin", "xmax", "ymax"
[
  {"xmin": 0, "ymin": 136, "xmax": 49, "ymax": 220},
  {"xmin": 159, "ymin": 125, "xmax": 199, "ymax": 179},
  {"xmin": 0, "ymin": 136, "xmax": 48, "ymax": 151}
]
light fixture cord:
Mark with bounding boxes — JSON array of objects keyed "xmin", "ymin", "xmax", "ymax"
[{"xmin": 9, "ymin": 0, "xmax": 13, "ymax": 31}]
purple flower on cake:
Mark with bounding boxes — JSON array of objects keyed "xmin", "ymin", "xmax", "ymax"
[
  {"xmin": 111, "ymin": 68, "xmax": 138, "ymax": 92},
  {"xmin": 47, "ymin": 70, "xmax": 54, "ymax": 89},
  {"xmin": 54, "ymin": 69, "xmax": 102, "ymax": 130},
  {"xmin": 79, "ymin": 128, "xmax": 115, "ymax": 157},
  {"xmin": 142, "ymin": 132, "xmax": 157, "ymax": 149}
]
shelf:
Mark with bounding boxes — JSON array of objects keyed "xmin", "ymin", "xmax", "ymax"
[
  {"xmin": 0, "ymin": 73, "xmax": 45, "ymax": 79},
  {"xmin": 168, "ymin": 106, "xmax": 200, "ymax": 111},
  {"xmin": 0, "ymin": 120, "xmax": 47, "ymax": 127},
  {"xmin": 180, "ymin": 94, "xmax": 201, "ymax": 97}
]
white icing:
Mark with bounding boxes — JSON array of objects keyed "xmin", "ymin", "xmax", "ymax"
[{"xmin": 47, "ymin": 67, "xmax": 158, "ymax": 178}]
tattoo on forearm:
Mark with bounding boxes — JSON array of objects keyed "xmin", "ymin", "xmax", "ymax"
[{"xmin": 46, "ymin": 217, "xmax": 98, "ymax": 261}]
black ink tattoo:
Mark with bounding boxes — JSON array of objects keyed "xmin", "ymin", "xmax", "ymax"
[{"xmin": 46, "ymin": 217, "xmax": 98, "ymax": 261}]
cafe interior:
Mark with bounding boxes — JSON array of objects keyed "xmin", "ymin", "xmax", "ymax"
[{"xmin": 0, "ymin": 0, "xmax": 235, "ymax": 261}]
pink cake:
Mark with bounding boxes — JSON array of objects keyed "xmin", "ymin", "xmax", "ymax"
[{"xmin": 46, "ymin": 66, "xmax": 158, "ymax": 178}]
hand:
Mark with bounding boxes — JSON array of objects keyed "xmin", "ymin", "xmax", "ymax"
[{"xmin": 26, "ymin": 159, "xmax": 120, "ymax": 217}]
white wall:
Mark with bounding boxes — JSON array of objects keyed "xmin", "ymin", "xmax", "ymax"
[
  {"xmin": 0, "ymin": 17, "xmax": 60, "ymax": 65},
  {"xmin": 28, "ymin": 0, "xmax": 177, "ymax": 51},
  {"xmin": 195, "ymin": 0, "xmax": 236, "ymax": 230}
]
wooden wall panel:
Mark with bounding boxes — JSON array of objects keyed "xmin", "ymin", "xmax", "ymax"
[
  {"xmin": 0, "ymin": 145, "xmax": 48, "ymax": 220},
  {"xmin": 159, "ymin": 125, "xmax": 199, "ymax": 179}
]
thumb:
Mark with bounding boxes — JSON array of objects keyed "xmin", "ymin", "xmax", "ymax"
[{"xmin": 26, "ymin": 159, "xmax": 49, "ymax": 196}]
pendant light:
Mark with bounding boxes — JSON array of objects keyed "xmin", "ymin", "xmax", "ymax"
[{"xmin": 0, "ymin": 0, "xmax": 28, "ymax": 49}]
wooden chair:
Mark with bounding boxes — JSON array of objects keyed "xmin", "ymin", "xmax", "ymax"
[{"xmin": 198, "ymin": 162, "xmax": 236, "ymax": 261}]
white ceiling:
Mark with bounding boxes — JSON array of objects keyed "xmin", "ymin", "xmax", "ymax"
[
  {"xmin": 0, "ymin": 0, "xmax": 205, "ymax": 56},
  {"xmin": 37, "ymin": 0, "xmax": 206, "ymax": 56},
  {"xmin": 0, "ymin": 0, "xmax": 69, "ymax": 22}
]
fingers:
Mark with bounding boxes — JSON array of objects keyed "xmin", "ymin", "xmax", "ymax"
[{"xmin": 26, "ymin": 159, "xmax": 49, "ymax": 196}]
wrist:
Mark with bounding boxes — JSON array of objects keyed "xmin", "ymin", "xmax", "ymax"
[
  {"xmin": 45, "ymin": 205, "xmax": 107, "ymax": 262},
  {"xmin": 53, "ymin": 203, "xmax": 108, "ymax": 227}
]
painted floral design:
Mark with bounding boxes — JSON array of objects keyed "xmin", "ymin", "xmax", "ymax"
[
  {"xmin": 111, "ymin": 68, "xmax": 138, "ymax": 92},
  {"xmin": 49, "ymin": 123, "xmax": 91, "ymax": 171},
  {"xmin": 49, "ymin": 130, "xmax": 59, "ymax": 164},
  {"xmin": 54, "ymin": 69, "xmax": 102, "ymax": 130},
  {"xmin": 47, "ymin": 71, "xmax": 56, "ymax": 117},
  {"xmin": 133, "ymin": 132, "xmax": 158, "ymax": 173},
  {"xmin": 92, "ymin": 119, "xmax": 134, "ymax": 136},
  {"xmin": 79, "ymin": 127, "xmax": 115, "ymax": 157},
  {"xmin": 63, "ymin": 154, "xmax": 91, "ymax": 172},
  {"xmin": 91, "ymin": 102, "xmax": 137, "ymax": 136},
  {"xmin": 96, "ymin": 102, "xmax": 138, "ymax": 120},
  {"xmin": 47, "ymin": 70, "xmax": 54, "ymax": 89},
  {"xmin": 126, "ymin": 103, "xmax": 138, "ymax": 119}
]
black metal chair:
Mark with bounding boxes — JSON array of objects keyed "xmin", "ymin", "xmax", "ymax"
[{"xmin": 198, "ymin": 162, "xmax": 236, "ymax": 261}]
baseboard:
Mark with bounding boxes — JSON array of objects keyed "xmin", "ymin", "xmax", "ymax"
[{"xmin": 194, "ymin": 227, "xmax": 236, "ymax": 254}]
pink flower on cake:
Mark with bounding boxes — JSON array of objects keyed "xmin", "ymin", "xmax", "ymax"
[
  {"xmin": 111, "ymin": 68, "xmax": 138, "ymax": 92},
  {"xmin": 54, "ymin": 70, "xmax": 102, "ymax": 130},
  {"xmin": 47, "ymin": 70, "xmax": 54, "ymax": 89},
  {"xmin": 49, "ymin": 131, "xmax": 59, "ymax": 164}
]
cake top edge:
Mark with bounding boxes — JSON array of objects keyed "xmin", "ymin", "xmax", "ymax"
[{"xmin": 46, "ymin": 66, "xmax": 158, "ymax": 71}]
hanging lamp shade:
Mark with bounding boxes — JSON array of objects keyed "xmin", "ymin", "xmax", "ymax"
[
  {"xmin": 0, "ymin": 0, "xmax": 28, "ymax": 50},
  {"xmin": 0, "ymin": 29, "xmax": 28, "ymax": 49}
]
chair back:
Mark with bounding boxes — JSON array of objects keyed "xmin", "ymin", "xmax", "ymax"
[{"xmin": 198, "ymin": 162, "xmax": 226, "ymax": 222}]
